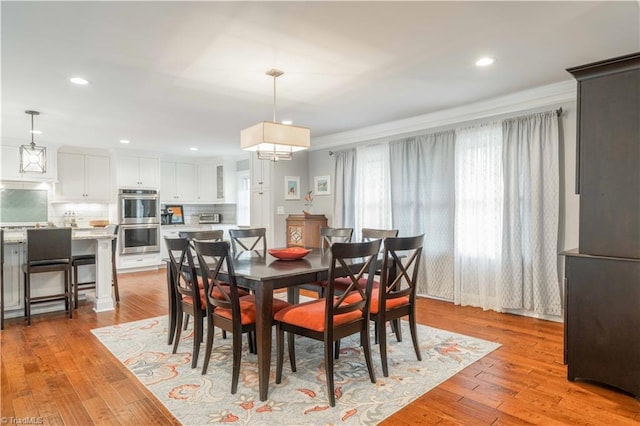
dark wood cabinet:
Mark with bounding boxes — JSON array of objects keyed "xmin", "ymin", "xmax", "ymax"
[
  {"xmin": 564, "ymin": 52, "xmax": 640, "ymax": 399},
  {"xmin": 564, "ymin": 254, "xmax": 640, "ymax": 397},
  {"xmin": 286, "ymin": 214, "xmax": 327, "ymax": 248},
  {"xmin": 568, "ymin": 53, "xmax": 640, "ymax": 259}
]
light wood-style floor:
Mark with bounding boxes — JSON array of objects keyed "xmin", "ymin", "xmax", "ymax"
[{"xmin": 1, "ymin": 270, "xmax": 638, "ymax": 425}]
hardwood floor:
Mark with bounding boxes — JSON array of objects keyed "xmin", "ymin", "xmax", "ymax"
[{"xmin": 2, "ymin": 269, "xmax": 638, "ymax": 425}]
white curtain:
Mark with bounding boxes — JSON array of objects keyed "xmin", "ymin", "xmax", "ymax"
[
  {"xmin": 354, "ymin": 144, "xmax": 392, "ymax": 241},
  {"xmin": 389, "ymin": 131, "xmax": 456, "ymax": 298},
  {"xmin": 454, "ymin": 122, "xmax": 503, "ymax": 310},
  {"xmin": 501, "ymin": 111, "xmax": 561, "ymax": 316},
  {"xmin": 332, "ymin": 149, "xmax": 357, "ymax": 229}
]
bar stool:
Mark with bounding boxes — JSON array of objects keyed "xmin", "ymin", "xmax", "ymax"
[
  {"xmin": 23, "ymin": 228, "xmax": 73, "ymax": 326},
  {"xmin": 71, "ymin": 225, "xmax": 119, "ymax": 309}
]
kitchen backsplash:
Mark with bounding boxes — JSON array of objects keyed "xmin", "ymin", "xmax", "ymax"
[{"xmin": 163, "ymin": 204, "xmax": 237, "ymax": 225}]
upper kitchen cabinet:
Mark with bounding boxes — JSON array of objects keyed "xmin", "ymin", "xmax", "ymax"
[
  {"xmin": 215, "ymin": 161, "xmax": 237, "ymax": 203},
  {"xmin": 160, "ymin": 161, "xmax": 197, "ymax": 203},
  {"xmin": 56, "ymin": 152, "xmax": 111, "ymax": 202},
  {"xmin": 1, "ymin": 144, "xmax": 58, "ymax": 182},
  {"xmin": 117, "ymin": 155, "xmax": 159, "ymax": 188},
  {"xmin": 196, "ymin": 163, "xmax": 215, "ymax": 203}
]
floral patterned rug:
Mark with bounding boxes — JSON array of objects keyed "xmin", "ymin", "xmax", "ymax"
[{"xmin": 92, "ymin": 316, "xmax": 500, "ymax": 425}]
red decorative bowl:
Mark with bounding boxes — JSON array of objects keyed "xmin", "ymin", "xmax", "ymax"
[{"xmin": 268, "ymin": 247, "xmax": 311, "ymax": 260}]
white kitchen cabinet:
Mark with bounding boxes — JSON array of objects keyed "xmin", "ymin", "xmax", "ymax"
[
  {"xmin": 56, "ymin": 152, "xmax": 111, "ymax": 202},
  {"xmin": 196, "ymin": 163, "xmax": 216, "ymax": 203},
  {"xmin": 1, "ymin": 144, "xmax": 58, "ymax": 182},
  {"xmin": 160, "ymin": 161, "xmax": 197, "ymax": 203},
  {"xmin": 250, "ymin": 156, "xmax": 272, "ymax": 190},
  {"xmin": 250, "ymin": 188, "xmax": 274, "ymax": 248},
  {"xmin": 215, "ymin": 161, "xmax": 237, "ymax": 203},
  {"xmin": 118, "ymin": 155, "xmax": 159, "ymax": 188}
]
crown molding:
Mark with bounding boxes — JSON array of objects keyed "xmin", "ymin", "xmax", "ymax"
[{"xmin": 311, "ymin": 79, "xmax": 577, "ymax": 149}]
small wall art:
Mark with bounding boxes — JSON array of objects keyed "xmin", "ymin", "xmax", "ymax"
[
  {"xmin": 314, "ymin": 175, "xmax": 331, "ymax": 195},
  {"xmin": 284, "ymin": 176, "xmax": 300, "ymax": 200}
]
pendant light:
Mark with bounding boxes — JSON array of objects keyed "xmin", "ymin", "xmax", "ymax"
[
  {"xmin": 240, "ymin": 69, "xmax": 310, "ymax": 161},
  {"xmin": 19, "ymin": 110, "xmax": 47, "ymax": 173}
]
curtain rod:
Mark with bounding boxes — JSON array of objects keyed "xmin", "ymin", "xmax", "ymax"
[{"xmin": 328, "ymin": 107, "xmax": 563, "ymax": 155}]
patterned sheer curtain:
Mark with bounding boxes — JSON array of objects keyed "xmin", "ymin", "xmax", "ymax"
[
  {"xmin": 332, "ymin": 149, "xmax": 357, "ymax": 229},
  {"xmin": 454, "ymin": 122, "xmax": 503, "ymax": 310},
  {"xmin": 354, "ymin": 144, "xmax": 392, "ymax": 241},
  {"xmin": 501, "ymin": 111, "xmax": 561, "ymax": 316},
  {"xmin": 389, "ymin": 131, "xmax": 455, "ymax": 298}
]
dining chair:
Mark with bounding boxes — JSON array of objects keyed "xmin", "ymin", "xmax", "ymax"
[
  {"xmin": 275, "ymin": 239, "xmax": 381, "ymax": 407},
  {"xmin": 166, "ymin": 236, "xmax": 206, "ymax": 368},
  {"xmin": 298, "ymin": 227, "xmax": 354, "ymax": 299},
  {"xmin": 178, "ymin": 229, "xmax": 224, "ymax": 243},
  {"xmin": 23, "ymin": 228, "xmax": 73, "ymax": 326},
  {"xmin": 361, "ymin": 228, "xmax": 399, "ymax": 241},
  {"xmin": 194, "ymin": 240, "xmax": 290, "ymax": 393},
  {"xmin": 371, "ymin": 234, "xmax": 425, "ymax": 377},
  {"xmin": 177, "ymin": 229, "xmax": 226, "ymax": 330},
  {"xmin": 71, "ymin": 225, "xmax": 120, "ymax": 309},
  {"xmin": 333, "ymin": 228, "xmax": 399, "ymax": 297},
  {"xmin": 228, "ymin": 228, "xmax": 267, "ymax": 258}
]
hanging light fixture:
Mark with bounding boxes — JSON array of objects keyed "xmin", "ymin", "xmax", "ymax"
[
  {"xmin": 19, "ymin": 110, "xmax": 47, "ymax": 173},
  {"xmin": 241, "ymin": 69, "xmax": 310, "ymax": 161}
]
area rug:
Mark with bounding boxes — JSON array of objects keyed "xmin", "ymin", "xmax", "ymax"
[{"xmin": 92, "ymin": 316, "xmax": 500, "ymax": 425}]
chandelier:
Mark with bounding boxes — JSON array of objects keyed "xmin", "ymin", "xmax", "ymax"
[
  {"xmin": 241, "ymin": 69, "xmax": 310, "ymax": 161},
  {"xmin": 19, "ymin": 110, "xmax": 47, "ymax": 173}
]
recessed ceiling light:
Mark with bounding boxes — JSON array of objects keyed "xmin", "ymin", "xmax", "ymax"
[
  {"xmin": 69, "ymin": 77, "xmax": 89, "ymax": 85},
  {"xmin": 30, "ymin": 130, "xmax": 42, "ymax": 135},
  {"xmin": 190, "ymin": 147, "xmax": 198, "ymax": 151},
  {"xmin": 119, "ymin": 139, "xmax": 130, "ymax": 144},
  {"xmin": 281, "ymin": 120, "xmax": 293, "ymax": 125},
  {"xmin": 475, "ymin": 57, "xmax": 495, "ymax": 67}
]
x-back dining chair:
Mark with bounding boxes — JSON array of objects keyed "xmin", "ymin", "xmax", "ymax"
[
  {"xmin": 275, "ymin": 239, "xmax": 381, "ymax": 407},
  {"xmin": 179, "ymin": 230, "xmax": 224, "ymax": 243},
  {"xmin": 194, "ymin": 240, "xmax": 289, "ymax": 392},
  {"xmin": 298, "ymin": 227, "xmax": 354, "ymax": 299},
  {"xmin": 229, "ymin": 228, "xmax": 267, "ymax": 258},
  {"xmin": 371, "ymin": 234, "xmax": 425, "ymax": 377},
  {"xmin": 166, "ymin": 236, "xmax": 207, "ymax": 368}
]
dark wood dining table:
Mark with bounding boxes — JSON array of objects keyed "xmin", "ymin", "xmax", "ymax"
[{"xmin": 222, "ymin": 248, "xmax": 334, "ymax": 401}]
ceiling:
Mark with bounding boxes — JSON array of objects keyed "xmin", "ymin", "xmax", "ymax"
[{"xmin": 2, "ymin": 1, "xmax": 639, "ymax": 160}]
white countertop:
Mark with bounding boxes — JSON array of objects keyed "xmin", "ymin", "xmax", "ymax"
[{"xmin": 2, "ymin": 228, "xmax": 115, "ymax": 244}]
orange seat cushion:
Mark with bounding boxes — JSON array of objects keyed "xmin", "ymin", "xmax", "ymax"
[
  {"xmin": 369, "ymin": 292, "xmax": 409, "ymax": 314},
  {"xmin": 274, "ymin": 298, "xmax": 363, "ymax": 332},
  {"xmin": 183, "ymin": 288, "xmax": 207, "ymax": 309},
  {"xmin": 214, "ymin": 295, "xmax": 290, "ymax": 326}
]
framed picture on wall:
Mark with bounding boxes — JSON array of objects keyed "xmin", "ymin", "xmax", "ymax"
[
  {"xmin": 284, "ymin": 176, "xmax": 300, "ymax": 200},
  {"xmin": 314, "ymin": 175, "xmax": 331, "ymax": 195}
]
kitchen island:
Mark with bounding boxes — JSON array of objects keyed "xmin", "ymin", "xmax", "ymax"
[{"xmin": 2, "ymin": 228, "xmax": 116, "ymax": 320}]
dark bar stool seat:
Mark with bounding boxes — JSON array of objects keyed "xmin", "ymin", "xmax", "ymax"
[
  {"xmin": 71, "ymin": 225, "xmax": 119, "ymax": 309},
  {"xmin": 23, "ymin": 228, "xmax": 73, "ymax": 326}
]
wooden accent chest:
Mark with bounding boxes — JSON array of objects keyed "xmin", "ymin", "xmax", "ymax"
[{"xmin": 286, "ymin": 214, "xmax": 328, "ymax": 248}]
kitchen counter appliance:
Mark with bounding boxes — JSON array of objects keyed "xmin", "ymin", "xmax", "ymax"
[{"xmin": 198, "ymin": 213, "xmax": 221, "ymax": 224}]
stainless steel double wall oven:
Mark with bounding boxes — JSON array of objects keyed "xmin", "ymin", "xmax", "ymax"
[{"xmin": 118, "ymin": 189, "xmax": 160, "ymax": 255}]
